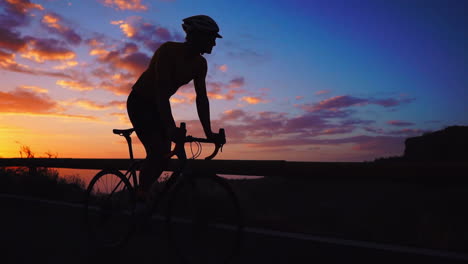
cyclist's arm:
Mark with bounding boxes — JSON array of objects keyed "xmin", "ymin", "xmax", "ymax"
[
  {"xmin": 153, "ymin": 44, "xmax": 176, "ymax": 131},
  {"xmin": 193, "ymin": 56, "xmax": 213, "ymax": 138}
]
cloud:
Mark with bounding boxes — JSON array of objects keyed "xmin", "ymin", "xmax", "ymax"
[
  {"xmin": 0, "ymin": 50, "xmax": 32, "ymax": 72},
  {"xmin": 0, "ymin": 50, "xmax": 73, "ymax": 78},
  {"xmin": 56, "ymin": 79, "xmax": 94, "ymax": 91},
  {"xmin": 0, "ymin": 87, "xmax": 100, "ymax": 121},
  {"xmin": 110, "ymin": 112, "xmax": 130, "ymax": 124},
  {"xmin": 350, "ymin": 136, "xmax": 406, "ymax": 154},
  {"xmin": 20, "ymin": 37, "xmax": 76, "ymax": 63},
  {"xmin": 373, "ymin": 97, "xmax": 415, "ymax": 107},
  {"xmin": 284, "ymin": 113, "xmax": 328, "ymax": 131},
  {"xmin": 85, "ymin": 41, "xmax": 148, "ymax": 95},
  {"xmin": 308, "ymin": 96, "xmax": 368, "ymax": 112},
  {"xmin": 387, "ymin": 120, "xmax": 414, "ymax": 127},
  {"xmin": 111, "ymin": 20, "xmax": 137, "ymax": 37},
  {"xmin": 99, "ymin": 80, "xmax": 133, "ymax": 96},
  {"xmin": 364, "ymin": 126, "xmax": 430, "ymax": 137},
  {"xmin": 212, "ymin": 107, "xmax": 380, "ymax": 149},
  {"xmin": 115, "ymin": 51, "xmax": 149, "ymax": 74},
  {"xmin": 0, "ymin": 0, "xmax": 44, "ymax": 28},
  {"xmin": 91, "ymin": 71, "xmax": 134, "ymax": 96},
  {"xmin": 218, "ymin": 64, "xmax": 228, "ymax": 72},
  {"xmin": 295, "ymin": 96, "xmax": 304, "ymax": 100},
  {"xmin": 298, "ymin": 95, "xmax": 415, "ymax": 113},
  {"xmin": 387, "ymin": 128, "xmax": 429, "ymax": 136},
  {"xmin": 0, "ymin": 26, "xmax": 79, "ymax": 76},
  {"xmin": 228, "ymin": 77, "xmax": 245, "ymax": 88},
  {"xmin": 92, "ymin": 42, "xmax": 150, "ymax": 75},
  {"xmin": 18, "ymin": 85, "xmax": 48, "ymax": 93},
  {"xmin": 100, "ymin": 0, "xmax": 148, "ymax": 11},
  {"xmin": 0, "ymin": 27, "xmax": 27, "ymax": 52},
  {"xmin": 1, "ymin": 25, "xmax": 77, "ymax": 64},
  {"xmin": 322, "ymin": 127, "xmax": 355, "ymax": 135},
  {"xmin": 176, "ymin": 104, "xmax": 421, "ymax": 159},
  {"xmin": 0, "ymin": 88, "xmax": 56, "ymax": 113},
  {"xmin": 110, "ymin": 16, "xmax": 183, "ymax": 51},
  {"xmin": 3, "ymin": 0, "xmax": 44, "ymax": 14},
  {"xmin": 53, "ymin": 60, "xmax": 78, "ymax": 70},
  {"xmin": 220, "ymin": 109, "xmax": 247, "ymax": 121},
  {"xmin": 246, "ymin": 134, "xmax": 406, "ymax": 156},
  {"xmin": 315, "ymin": 90, "xmax": 330, "ymax": 95},
  {"xmin": 41, "ymin": 12, "xmax": 82, "ymax": 45},
  {"xmin": 170, "ymin": 78, "xmax": 247, "ymax": 103},
  {"xmin": 226, "ymin": 47, "xmax": 269, "ymax": 65},
  {"xmin": 241, "ymin": 96, "xmax": 269, "ymax": 105},
  {"xmin": 61, "ymin": 99, "xmax": 125, "ymax": 110},
  {"xmin": 89, "ymin": 47, "xmax": 110, "ymax": 57},
  {"xmin": 85, "ymin": 37, "xmax": 150, "ymax": 86},
  {"xmin": 198, "ymin": 77, "xmax": 247, "ymax": 101},
  {"xmin": 169, "ymin": 97, "xmax": 187, "ymax": 104},
  {"xmin": 86, "ymin": 37, "xmax": 106, "ymax": 48}
]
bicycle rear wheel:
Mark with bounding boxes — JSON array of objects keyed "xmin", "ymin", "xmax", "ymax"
[
  {"xmin": 84, "ymin": 169, "xmax": 136, "ymax": 249},
  {"xmin": 166, "ymin": 173, "xmax": 243, "ymax": 264}
]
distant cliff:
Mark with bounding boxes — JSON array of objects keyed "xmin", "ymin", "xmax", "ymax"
[{"xmin": 404, "ymin": 126, "xmax": 468, "ymax": 161}]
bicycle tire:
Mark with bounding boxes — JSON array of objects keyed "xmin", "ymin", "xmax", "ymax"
[
  {"xmin": 84, "ymin": 169, "xmax": 136, "ymax": 249},
  {"xmin": 166, "ymin": 173, "xmax": 243, "ymax": 264}
]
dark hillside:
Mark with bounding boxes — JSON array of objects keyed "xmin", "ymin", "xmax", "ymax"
[{"xmin": 404, "ymin": 126, "xmax": 468, "ymax": 161}]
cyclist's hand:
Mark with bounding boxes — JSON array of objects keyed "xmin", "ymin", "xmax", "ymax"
[
  {"xmin": 207, "ymin": 132, "xmax": 225, "ymax": 145},
  {"xmin": 168, "ymin": 126, "xmax": 186, "ymax": 142}
]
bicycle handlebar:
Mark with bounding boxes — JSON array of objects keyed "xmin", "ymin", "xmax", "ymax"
[{"xmin": 166, "ymin": 122, "xmax": 226, "ymax": 160}]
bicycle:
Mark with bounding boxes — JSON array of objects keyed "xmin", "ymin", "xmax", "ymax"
[{"xmin": 83, "ymin": 122, "xmax": 243, "ymax": 264}]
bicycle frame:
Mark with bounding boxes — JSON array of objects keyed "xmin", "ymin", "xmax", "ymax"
[{"xmin": 109, "ymin": 122, "xmax": 224, "ymax": 207}]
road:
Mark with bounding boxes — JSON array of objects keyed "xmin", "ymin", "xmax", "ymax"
[{"xmin": 1, "ymin": 194, "xmax": 467, "ymax": 264}]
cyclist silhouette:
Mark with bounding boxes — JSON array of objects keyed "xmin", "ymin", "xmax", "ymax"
[{"xmin": 126, "ymin": 15, "xmax": 223, "ymax": 200}]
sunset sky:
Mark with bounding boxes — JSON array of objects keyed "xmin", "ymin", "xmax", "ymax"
[{"xmin": 1, "ymin": 0, "xmax": 467, "ymax": 161}]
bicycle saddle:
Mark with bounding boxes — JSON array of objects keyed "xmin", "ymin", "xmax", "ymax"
[{"xmin": 113, "ymin": 128, "xmax": 135, "ymax": 137}]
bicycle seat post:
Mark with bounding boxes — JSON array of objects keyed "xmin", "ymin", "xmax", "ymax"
[{"xmin": 124, "ymin": 134, "xmax": 134, "ymax": 161}]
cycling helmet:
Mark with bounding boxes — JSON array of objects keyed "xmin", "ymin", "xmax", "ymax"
[{"xmin": 182, "ymin": 15, "xmax": 222, "ymax": 38}]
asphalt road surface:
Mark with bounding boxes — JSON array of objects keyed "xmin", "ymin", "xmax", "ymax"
[{"xmin": 1, "ymin": 194, "xmax": 467, "ymax": 264}]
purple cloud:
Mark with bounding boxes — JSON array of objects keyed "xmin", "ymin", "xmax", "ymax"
[
  {"xmin": 0, "ymin": 27, "xmax": 27, "ymax": 52},
  {"xmin": 228, "ymin": 77, "xmax": 245, "ymax": 88},
  {"xmin": 364, "ymin": 126, "xmax": 430, "ymax": 137},
  {"xmin": 41, "ymin": 12, "xmax": 82, "ymax": 45},
  {"xmin": 372, "ymin": 97, "xmax": 415, "ymax": 107},
  {"xmin": 94, "ymin": 42, "xmax": 150, "ymax": 75},
  {"xmin": 298, "ymin": 95, "xmax": 415, "ymax": 113},
  {"xmin": 0, "ymin": 0, "xmax": 44, "ymax": 28},
  {"xmin": 226, "ymin": 47, "xmax": 269, "ymax": 65},
  {"xmin": 0, "ymin": 50, "xmax": 72, "ymax": 78},
  {"xmin": 387, "ymin": 120, "xmax": 414, "ymax": 127},
  {"xmin": 111, "ymin": 17, "xmax": 183, "ymax": 51}
]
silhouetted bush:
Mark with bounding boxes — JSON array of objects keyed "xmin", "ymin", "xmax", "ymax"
[{"xmin": 0, "ymin": 166, "xmax": 86, "ymax": 202}]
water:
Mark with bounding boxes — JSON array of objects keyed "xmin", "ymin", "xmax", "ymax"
[{"xmin": 55, "ymin": 168, "xmax": 263, "ymax": 187}]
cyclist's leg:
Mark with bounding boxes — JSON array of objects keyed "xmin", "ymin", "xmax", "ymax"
[
  {"xmin": 138, "ymin": 135, "xmax": 171, "ymax": 194},
  {"xmin": 127, "ymin": 89, "xmax": 171, "ymax": 197}
]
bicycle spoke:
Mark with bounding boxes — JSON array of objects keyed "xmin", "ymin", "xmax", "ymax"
[{"xmin": 84, "ymin": 170, "xmax": 135, "ymax": 249}]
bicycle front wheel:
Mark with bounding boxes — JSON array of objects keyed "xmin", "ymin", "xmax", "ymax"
[
  {"xmin": 166, "ymin": 173, "xmax": 243, "ymax": 264},
  {"xmin": 84, "ymin": 169, "xmax": 136, "ymax": 249}
]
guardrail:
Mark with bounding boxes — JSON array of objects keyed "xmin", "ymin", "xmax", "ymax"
[{"xmin": 1, "ymin": 158, "xmax": 467, "ymax": 180}]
